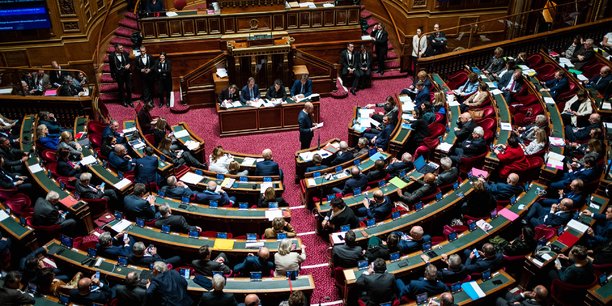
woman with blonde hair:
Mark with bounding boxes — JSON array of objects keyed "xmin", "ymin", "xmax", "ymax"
[
  {"xmin": 152, "ymin": 118, "xmax": 169, "ymax": 147},
  {"xmin": 274, "ymin": 239, "xmax": 306, "ymax": 277},
  {"xmin": 432, "ymin": 91, "xmax": 446, "ymax": 114},
  {"xmin": 264, "ymin": 217, "xmax": 296, "ymax": 239},
  {"xmin": 258, "ymin": 186, "xmax": 288, "ymax": 208},
  {"xmin": 522, "ymin": 128, "xmax": 547, "ymax": 156},
  {"xmin": 484, "ymin": 47, "xmax": 505, "ymax": 75},
  {"xmin": 208, "ymin": 145, "xmax": 234, "ymax": 174},
  {"xmin": 58, "ymin": 131, "xmax": 83, "ymax": 160},
  {"xmin": 228, "ymin": 161, "xmax": 248, "ymax": 176},
  {"xmin": 37, "ymin": 124, "xmax": 60, "ymax": 151}
]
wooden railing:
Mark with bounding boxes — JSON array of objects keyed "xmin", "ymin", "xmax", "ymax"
[
  {"xmin": 180, "ymin": 52, "xmax": 227, "ymax": 108},
  {"xmin": 292, "ymin": 49, "xmax": 337, "ymax": 94}
]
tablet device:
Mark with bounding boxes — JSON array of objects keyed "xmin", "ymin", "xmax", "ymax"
[
  {"xmin": 448, "ymin": 232, "xmax": 458, "ymax": 242},
  {"xmin": 286, "ymin": 270, "xmax": 298, "ymax": 280},
  {"xmin": 240, "ymin": 176, "xmax": 248, "ymax": 182},
  {"xmin": 250, "ymin": 271, "xmax": 262, "ymax": 282},
  {"xmin": 268, "ymin": 202, "xmax": 279, "ymax": 209},
  {"xmin": 246, "ymin": 233, "xmax": 257, "ymax": 241},
  {"xmin": 87, "ymin": 248, "xmax": 97, "ymax": 258},
  {"xmin": 277, "ymin": 232, "xmax": 287, "ymax": 240},
  {"xmin": 161, "ymin": 225, "xmax": 170, "ymax": 234},
  {"xmin": 340, "ymin": 225, "xmax": 350, "ymax": 232},
  {"xmin": 238, "ymin": 202, "xmax": 248, "ymax": 209},
  {"xmin": 209, "ymin": 200, "xmax": 218, "ymax": 208},
  {"xmin": 188, "ymin": 230, "xmax": 199, "ymax": 238},
  {"xmin": 217, "ymin": 232, "xmax": 228, "ymax": 239},
  {"xmin": 390, "ymin": 252, "xmax": 400, "ymax": 262},
  {"xmin": 117, "ymin": 256, "xmax": 128, "ymax": 267},
  {"xmin": 60, "ymin": 235, "xmax": 73, "ymax": 248},
  {"xmin": 136, "ymin": 218, "xmax": 145, "ymax": 227},
  {"xmin": 180, "ymin": 268, "xmax": 190, "ymax": 279},
  {"xmin": 391, "ymin": 211, "xmax": 401, "ymax": 220},
  {"xmin": 358, "ymin": 260, "xmax": 369, "ymax": 270},
  {"xmin": 482, "ymin": 269, "xmax": 492, "ymax": 280},
  {"xmin": 114, "ymin": 211, "xmax": 123, "ymax": 220}
]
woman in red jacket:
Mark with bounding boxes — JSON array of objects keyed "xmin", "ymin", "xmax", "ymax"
[{"xmin": 494, "ymin": 136, "xmax": 529, "ymax": 178}]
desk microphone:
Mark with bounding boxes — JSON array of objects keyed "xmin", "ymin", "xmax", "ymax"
[{"xmin": 317, "ymin": 133, "xmax": 320, "ymax": 150}]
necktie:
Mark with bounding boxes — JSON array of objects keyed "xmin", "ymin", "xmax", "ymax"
[
  {"xmin": 250, "ymin": 88, "xmax": 253, "ymax": 99},
  {"xmin": 301, "ymin": 84, "xmax": 304, "ymax": 94}
]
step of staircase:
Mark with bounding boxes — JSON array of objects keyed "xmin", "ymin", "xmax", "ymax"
[
  {"xmin": 110, "ymin": 36, "xmax": 134, "ymax": 48},
  {"xmin": 99, "ymin": 83, "xmax": 118, "ymax": 93},
  {"xmin": 115, "ymin": 27, "xmax": 134, "ymax": 38},
  {"xmin": 101, "ymin": 73, "xmax": 113, "ymax": 83},
  {"xmin": 99, "ymin": 92, "xmax": 140, "ymax": 102},
  {"xmin": 360, "ymin": 9, "xmax": 372, "ymax": 19},
  {"xmin": 118, "ymin": 18, "xmax": 139, "ymax": 30},
  {"xmin": 124, "ymin": 12, "xmax": 138, "ymax": 20},
  {"xmin": 101, "ymin": 64, "xmax": 110, "ymax": 73},
  {"xmin": 371, "ymin": 69, "xmax": 409, "ymax": 80}
]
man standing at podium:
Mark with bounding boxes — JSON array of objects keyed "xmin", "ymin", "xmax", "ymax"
[{"xmin": 298, "ymin": 102, "xmax": 321, "ymax": 149}]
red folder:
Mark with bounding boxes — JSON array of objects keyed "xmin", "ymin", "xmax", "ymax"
[{"xmin": 557, "ymin": 231, "xmax": 579, "ymax": 248}]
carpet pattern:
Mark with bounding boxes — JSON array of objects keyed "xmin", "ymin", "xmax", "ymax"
[{"xmin": 107, "ymin": 74, "xmax": 411, "ymax": 303}]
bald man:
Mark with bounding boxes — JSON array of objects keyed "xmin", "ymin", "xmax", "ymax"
[
  {"xmin": 254, "ymin": 149, "xmax": 281, "ymax": 178},
  {"xmin": 397, "ymin": 173, "xmax": 437, "ymax": 204},
  {"xmin": 454, "ymin": 112, "xmax": 477, "ymax": 142},
  {"xmin": 330, "ymin": 141, "xmax": 353, "ymax": 166},
  {"xmin": 337, "ymin": 166, "xmax": 368, "ymax": 195},
  {"xmin": 242, "ymin": 294, "xmax": 261, "ymax": 306},
  {"xmin": 585, "ymin": 66, "xmax": 611, "ymax": 96},
  {"xmin": 495, "ymin": 284, "xmax": 548, "ymax": 306},
  {"xmin": 69, "ymin": 275, "xmax": 112, "ymax": 305},
  {"xmin": 565, "ymin": 113, "xmax": 601, "ymax": 142},
  {"xmin": 298, "ymin": 102, "xmax": 319, "ymax": 149},
  {"xmin": 357, "ymin": 189, "xmax": 392, "ymax": 222},
  {"xmin": 394, "ymin": 225, "xmax": 431, "ymax": 254},
  {"xmin": 481, "ymin": 173, "xmax": 523, "ymax": 201},
  {"xmin": 233, "ymin": 247, "xmax": 275, "ymax": 277}
]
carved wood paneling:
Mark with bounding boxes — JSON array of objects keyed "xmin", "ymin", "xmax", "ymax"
[
  {"xmin": 141, "ymin": 22, "xmax": 157, "ymax": 39},
  {"xmin": 97, "ymin": 0, "xmax": 104, "ymax": 10},
  {"xmin": 58, "ymin": 0, "xmax": 76, "ymax": 16},
  {"xmin": 347, "ymin": 8, "xmax": 359, "ymax": 24},
  {"xmin": 156, "ymin": 22, "xmax": 170, "ymax": 38},
  {"xmin": 195, "ymin": 19, "xmax": 208, "ymax": 35},
  {"xmin": 336, "ymin": 10, "xmax": 347, "ymax": 25},
  {"xmin": 312, "ymin": 11, "xmax": 322, "ymax": 28},
  {"xmin": 209, "ymin": 18, "xmax": 221, "ymax": 34},
  {"xmin": 299, "ymin": 12, "xmax": 310, "ymax": 28},
  {"xmin": 169, "ymin": 20, "xmax": 182, "ymax": 37},
  {"xmin": 287, "ymin": 12, "xmax": 298, "ymax": 29},
  {"xmin": 413, "ymin": 0, "xmax": 426, "ymax": 8},
  {"xmin": 223, "ymin": 18, "xmax": 236, "ymax": 33},
  {"xmin": 273, "ymin": 14, "xmax": 284, "ymax": 30},
  {"xmin": 324, "ymin": 10, "xmax": 335, "ymax": 26},
  {"xmin": 62, "ymin": 21, "xmax": 80, "ymax": 32},
  {"xmin": 183, "ymin": 20, "xmax": 195, "ymax": 36},
  {"xmin": 2, "ymin": 51, "xmax": 29, "ymax": 67}
]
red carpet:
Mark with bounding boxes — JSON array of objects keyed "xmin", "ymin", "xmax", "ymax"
[{"xmin": 106, "ymin": 76, "xmax": 411, "ymax": 302}]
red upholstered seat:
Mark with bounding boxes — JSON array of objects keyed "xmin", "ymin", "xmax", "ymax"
[
  {"xmin": 5, "ymin": 193, "xmax": 33, "ymax": 217},
  {"xmin": 459, "ymin": 150, "xmax": 488, "ymax": 175},
  {"xmin": 526, "ymin": 54, "xmax": 544, "ymax": 68},
  {"xmin": 478, "ymin": 118, "xmax": 496, "ymax": 133},
  {"xmin": 428, "ymin": 123, "xmax": 446, "ymax": 139},
  {"xmin": 26, "ymin": 216, "xmax": 61, "ymax": 234},
  {"xmin": 534, "ymin": 63, "xmax": 557, "ymax": 81},
  {"xmin": 434, "ymin": 113, "xmax": 445, "ymax": 124},
  {"xmin": 446, "ymin": 70, "xmax": 468, "ymax": 90},
  {"xmin": 550, "ymin": 277, "xmax": 598, "ymax": 306},
  {"xmin": 557, "ymin": 81, "xmax": 578, "ymax": 103},
  {"xmin": 41, "ymin": 150, "xmax": 57, "ymax": 163}
]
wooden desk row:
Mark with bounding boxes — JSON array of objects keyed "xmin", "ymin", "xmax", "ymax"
[
  {"xmin": 123, "ymin": 120, "xmax": 174, "ymax": 174},
  {"xmin": 0, "ymin": 202, "xmax": 35, "ymax": 247},
  {"xmin": 294, "ymin": 138, "xmax": 341, "ymax": 180},
  {"xmin": 432, "ymin": 74, "xmax": 462, "ymax": 160}
]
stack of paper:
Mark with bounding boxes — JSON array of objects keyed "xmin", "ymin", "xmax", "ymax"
[
  {"xmin": 180, "ymin": 172, "xmax": 204, "ymax": 184},
  {"xmin": 306, "ymin": 178, "xmax": 316, "ymax": 187},
  {"xmin": 80, "ymin": 155, "xmax": 98, "ymax": 166},
  {"xmin": 544, "ymin": 97, "xmax": 556, "ymax": 104},
  {"xmin": 173, "ymin": 129, "xmax": 189, "ymax": 138},
  {"xmin": 0, "ymin": 210, "xmax": 9, "ymax": 221},
  {"xmin": 358, "ymin": 108, "xmax": 375, "ymax": 118},
  {"xmin": 216, "ymin": 68, "xmax": 228, "ymax": 78},
  {"xmin": 601, "ymin": 102, "xmax": 611, "ymax": 110},
  {"xmin": 113, "ymin": 178, "xmax": 132, "ymax": 190},
  {"xmin": 548, "ymin": 137, "xmax": 565, "ymax": 147},
  {"xmin": 360, "ymin": 35, "xmax": 373, "ymax": 40},
  {"xmin": 221, "ymin": 178, "xmax": 236, "ymax": 188},
  {"xmin": 461, "ymin": 281, "xmax": 486, "ymax": 300},
  {"xmin": 490, "ymin": 89, "xmax": 503, "ymax": 96},
  {"xmin": 546, "ymin": 151, "xmax": 565, "ymax": 170},
  {"xmin": 184, "ymin": 140, "xmax": 200, "ymax": 151},
  {"xmin": 476, "ymin": 219, "xmax": 492, "ymax": 232},
  {"xmin": 389, "ymin": 177, "xmax": 408, "ymax": 189},
  {"xmin": 567, "ymin": 219, "xmax": 589, "ymax": 233},
  {"xmin": 241, "ymin": 157, "xmax": 256, "ymax": 166},
  {"xmin": 436, "ymin": 142, "xmax": 453, "ymax": 152},
  {"xmin": 246, "ymin": 241, "xmax": 265, "ymax": 248},
  {"xmin": 331, "ymin": 231, "xmax": 347, "ymax": 245},
  {"xmin": 28, "ymin": 164, "xmax": 43, "ymax": 173},
  {"xmin": 500, "ymin": 122, "xmax": 512, "ymax": 131},
  {"xmin": 122, "ymin": 127, "xmax": 137, "ymax": 134},
  {"xmin": 265, "ymin": 209, "xmax": 283, "ymax": 221},
  {"xmin": 260, "ymin": 182, "xmax": 273, "ymax": 193},
  {"xmin": 576, "ymin": 74, "xmax": 588, "ymax": 81},
  {"xmin": 166, "ymin": 11, "xmax": 178, "ymax": 17},
  {"xmin": 110, "ymin": 219, "xmax": 131, "ymax": 232},
  {"xmin": 298, "ymin": 152, "xmax": 314, "ymax": 162}
]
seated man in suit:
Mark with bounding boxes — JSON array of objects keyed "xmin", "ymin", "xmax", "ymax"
[
  {"xmin": 565, "ymin": 113, "xmax": 602, "ymax": 142},
  {"xmin": 397, "ymin": 173, "xmax": 437, "ymax": 205},
  {"xmin": 412, "ymin": 80, "xmax": 430, "ymax": 108},
  {"xmin": 266, "ymin": 79, "xmax": 287, "ymax": 100},
  {"xmin": 240, "ymin": 77, "xmax": 259, "ymax": 103},
  {"xmin": 76, "ymin": 172, "xmax": 119, "ymax": 203},
  {"xmin": 570, "ymin": 38, "xmax": 595, "ymax": 70},
  {"xmin": 191, "ymin": 245, "xmax": 231, "ymax": 276},
  {"xmin": 198, "ymin": 274, "xmax": 238, "ymax": 306},
  {"xmin": 290, "ymin": 74, "xmax": 313, "ymax": 98},
  {"xmin": 495, "ymin": 284, "xmax": 548, "ymax": 306},
  {"xmin": 129, "ymin": 242, "xmax": 181, "ymax": 267},
  {"xmin": 435, "ymin": 157, "xmax": 459, "ymax": 186},
  {"xmin": 498, "ymin": 69, "xmax": 523, "ymax": 103},
  {"xmin": 96, "ymin": 231, "xmax": 135, "ymax": 259},
  {"xmin": 233, "ymin": 247, "xmax": 275, "ymax": 277},
  {"xmin": 366, "ymin": 159, "xmax": 387, "ymax": 182},
  {"xmin": 364, "ymin": 115, "xmax": 394, "ymax": 150},
  {"xmin": 542, "ymin": 178, "xmax": 585, "ymax": 207},
  {"xmin": 332, "ymin": 230, "xmax": 364, "ymax": 268},
  {"xmin": 386, "ymin": 152, "xmax": 414, "ymax": 177},
  {"xmin": 516, "ymin": 114, "xmax": 549, "ymax": 143},
  {"xmin": 550, "ymin": 156, "xmax": 598, "ymax": 190},
  {"xmin": 337, "ymin": 166, "xmax": 368, "ymax": 195},
  {"xmin": 540, "ymin": 70, "xmax": 569, "ymax": 100},
  {"xmin": 218, "ymin": 84, "xmax": 240, "ymax": 105},
  {"xmin": 584, "ymin": 65, "xmax": 611, "ymax": 97},
  {"xmin": 436, "ymin": 254, "xmax": 468, "ymax": 284},
  {"xmin": 356, "ymin": 190, "xmax": 392, "ymax": 222},
  {"xmin": 449, "ymin": 126, "xmax": 486, "ymax": 165},
  {"xmin": 321, "ymin": 198, "xmax": 360, "ymax": 233},
  {"xmin": 394, "ymin": 225, "xmax": 431, "ymax": 254},
  {"xmin": 254, "ymin": 149, "xmax": 281, "ymax": 178},
  {"xmin": 69, "ymin": 275, "xmax": 112, "ymax": 305},
  {"xmin": 463, "ymin": 243, "xmax": 503, "ymax": 273},
  {"xmin": 159, "ymin": 176, "xmax": 199, "ymax": 201},
  {"xmin": 0, "ymin": 137, "xmax": 28, "ymax": 174},
  {"xmin": 155, "ymin": 204, "xmax": 202, "ymax": 233},
  {"xmin": 353, "ymin": 137, "xmax": 371, "ymax": 157},
  {"xmin": 113, "ymin": 272, "xmax": 147, "ymax": 306},
  {"xmin": 581, "ymin": 206, "xmax": 612, "ymax": 249},
  {"xmin": 493, "ymin": 59, "xmax": 516, "ymax": 82},
  {"xmin": 124, "ymin": 183, "xmax": 157, "ymax": 220},
  {"xmin": 33, "ymin": 191, "xmax": 77, "ymax": 230},
  {"xmin": 397, "ymin": 264, "xmax": 448, "ymax": 300},
  {"xmin": 453, "ymin": 72, "xmax": 479, "ymax": 102},
  {"xmin": 305, "ymin": 154, "xmax": 327, "ymax": 173},
  {"xmin": 330, "ymin": 141, "xmax": 353, "ymax": 166},
  {"xmin": 0, "ymin": 271, "xmax": 35, "ymax": 305},
  {"xmin": 102, "ymin": 120, "xmax": 125, "ymax": 144},
  {"xmin": 108, "ymin": 144, "xmax": 135, "ymax": 172},
  {"xmin": 195, "ymin": 180, "xmax": 235, "ymax": 206},
  {"xmin": 483, "ymin": 173, "xmax": 523, "ymax": 201},
  {"xmin": 355, "ymin": 258, "xmax": 397, "ymax": 306},
  {"xmin": 146, "ymin": 261, "xmax": 193, "ymax": 306},
  {"xmin": 133, "ymin": 147, "xmax": 160, "ymax": 185},
  {"xmin": 0, "ymin": 156, "xmax": 31, "ymax": 192},
  {"xmin": 453, "ymin": 112, "xmax": 477, "ymax": 143},
  {"xmin": 525, "ymin": 198, "xmax": 574, "ymax": 228},
  {"xmin": 356, "ymin": 44, "xmax": 372, "ymax": 89}
]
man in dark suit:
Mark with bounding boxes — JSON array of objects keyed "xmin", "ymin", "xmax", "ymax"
[
  {"xmin": 69, "ymin": 275, "xmax": 112, "ymax": 305},
  {"xmin": 397, "ymin": 264, "xmax": 448, "ymax": 300},
  {"xmin": 0, "ymin": 156, "xmax": 31, "ymax": 192},
  {"xmin": 266, "ymin": 79, "xmax": 287, "ymax": 100},
  {"xmin": 198, "ymin": 274, "xmax": 238, "ymax": 306},
  {"xmin": 585, "ymin": 65, "xmax": 611, "ymax": 97},
  {"xmin": 495, "ymin": 285, "xmax": 548, "ymax": 306},
  {"xmin": 192, "ymin": 245, "xmax": 231, "ymax": 276},
  {"xmin": 102, "ymin": 120, "xmax": 125, "ymax": 144},
  {"xmin": 357, "ymin": 190, "xmax": 392, "ymax": 222},
  {"xmin": 240, "ymin": 77, "xmax": 259, "ymax": 103},
  {"xmin": 146, "ymin": 261, "xmax": 193, "ymax": 306},
  {"xmin": 540, "ymin": 70, "xmax": 569, "ymax": 100},
  {"xmin": 339, "ymin": 166, "xmax": 368, "ymax": 195},
  {"xmin": 321, "ymin": 198, "xmax": 360, "ymax": 232},
  {"xmin": 565, "ymin": 113, "xmax": 602, "ymax": 142},
  {"xmin": 453, "ymin": 112, "xmax": 477, "ymax": 142},
  {"xmin": 109, "ymin": 144, "xmax": 135, "ymax": 172},
  {"xmin": 298, "ymin": 102, "xmax": 319, "ymax": 149},
  {"xmin": 435, "ymin": 157, "xmax": 458, "ymax": 186},
  {"xmin": 33, "ymin": 191, "xmax": 77, "ymax": 230},
  {"xmin": 332, "ymin": 230, "xmax": 363, "ymax": 268},
  {"xmin": 363, "ymin": 115, "xmax": 393, "ymax": 150},
  {"xmin": 0, "ymin": 271, "xmax": 35, "ymax": 305},
  {"xmin": 330, "ymin": 141, "xmax": 353, "ymax": 166},
  {"xmin": 483, "ymin": 173, "xmax": 523, "ymax": 201},
  {"xmin": 398, "ymin": 173, "xmax": 437, "ymax": 205},
  {"xmin": 305, "ymin": 154, "xmax": 327, "ymax": 173},
  {"xmin": 570, "ymin": 38, "xmax": 595, "ymax": 70},
  {"xmin": 76, "ymin": 172, "xmax": 119, "ymax": 203},
  {"xmin": 370, "ymin": 23, "xmax": 388, "ymax": 75},
  {"xmin": 413, "ymin": 80, "xmax": 431, "ymax": 108},
  {"xmin": 113, "ymin": 272, "xmax": 147, "ymax": 306},
  {"xmin": 97, "ymin": 231, "xmax": 135, "ymax": 259},
  {"xmin": 124, "ymin": 183, "xmax": 157, "ymax": 220},
  {"xmin": 498, "ymin": 69, "xmax": 523, "ymax": 103},
  {"xmin": 218, "ymin": 84, "xmax": 240, "ymax": 105},
  {"xmin": 254, "ymin": 149, "xmax": 281, "ymax": 177},
  {"xmin": 355, "ymin": 258, "xmax": 397, "ymax": 306},
  {"xmin": 155, "ymin": 52, "xmax": 172, "ymax": 108},
  {"xmin": 233, "ymin": 247, "xmax": 275, "ymax": 277},
  {"xmin": 290, "ymin": 74, "xmax": 313, "ymax": 97},
  {"xmin": 395, "ymin": 225, "xmax": 431, "ymax": 254},
  {"xmin": 542, "ymin": 178, "xmax": 585, "ymax": 207},
  {"xmin": 49, "ymin": 61, "xmax": 69, "ymax": 87},
  {"xmin": 427, "ymin": 24, "xmax": 447, "ymax": 56},
  {"xmin": 525, "ymin": 198, "xmax": 574, "ymax": 228},
  {"xmin": 386, "ymin": 152, "xmax": 414, "ymax": 177},
  {"xmin": 450, "ymin": 126, "xmax": 486, "ymax": 164},
  {"xmin": 135, "ymin": 46, "xmax": 155, "ymax": 103},
  {"xmin": 0, "ymin": 137, "xmax": 28, "ymax": 174},
  {"xmin": 340, "ymin": 42, "xmax": 360, "ymax": 95},
  {"xmin": 463, "ymin": 243, "xmax": 503, "ymax": 273},
  {"xmin": 109, "ymin": 43, "xmax": 133, "ymax": 107},
  {"xmin": 194, "ymin": 181, "xmax": 234, "ymax": 206},
  {"xmin": 436, "ymin": 254, "xmax": 468, "ymax": 284},
  {"xmin": 129, "ymin": 241, "xmax": 181, "ymax": 267},
  {"xmin": 356, "ymin": 44, "xmax": 372, "ymax": 89},
  {"xmin": 366, "ymin": 159, "xmax": 387, "ymax": 182},
  {"xmin": 159, "ymin": 175, "xmax": 196, "ymax": 200},
  {"xmin": 495, "ymin": 60, "xmax": 516, "ymax": 83},
  {"xmin": 134, "ymin": 147, "xmax": 160, "ymax": 185},
  {"xmin": 155, "ymin": 203, "xmax": 202, "ymax": 233}
]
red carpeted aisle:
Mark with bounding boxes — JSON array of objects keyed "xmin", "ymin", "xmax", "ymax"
[{"xmin": 107, "ymin": 77, "xmax": 411, "ymax": 303}]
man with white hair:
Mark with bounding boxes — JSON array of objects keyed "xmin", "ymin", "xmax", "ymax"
[
  {"xmin": 454, "ymin": 112, "xmax": 476, "ymax": 142},
  {"xmin": 146, "ymin": 261, "xmax": 193, "ymax": 306},
  {"xmin": 108, "ymin": 144, "xmax": 134, "ymax": 172},
  {"xmin": 397, "ymin": 264, "xmax": 448, "ymax": 299},
  {"xmin": 76, "ymin": 172, "xmax": 119, "ymax": 203},
  {"xmin": 585, "ymin": 65, "xmax": 611, "ymax": 96},
  {"xmin": 517, "ymin": 114, "xmax": 548, "ymax": 142},
  {"xmin": 386, "ymin": 152, "xmax": 414, "ymax": 177},
  {"xmin": 254, "ymin": 148, "xmax": 281, "ymax": 178},
  {"xmin": 33, "ymin": 191, "xmax": 77, "ymax": 230},
  {"xmin": 330, "ymin": 141, "xmax": 353, "ymax": 165},
  {"xmin": 155, "ymin": 204, "xmax": 201, "ymax": 233},
  {"xmin": 449, "ymin": 126, "xmax": 486, "ymax": 164},
  {"xmin": 565, "ymin": 113, "xmax": 601, "ymax": 142},
  {"xmin": 435, "ymin": 157, "xmax": 458, "ymax": 186},
  {"xmin": 197, "ymin": 274, "xmax": 238, "ymax": 306},
  {"xmin": 194, "ymin": 180, "xmax": 234, "ymax": 206},
  {"xmin": 571, "ymin": 38, "xmax": 595, "ymax": 70}
]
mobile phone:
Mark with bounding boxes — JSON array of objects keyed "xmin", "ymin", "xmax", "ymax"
[
  {"xmin": 492, "ymin": 279, "xmax": 502, "ymax": 285},
  {"xmin": 472, "ymin": 248, "xmax": 480, "ymax": 258}
]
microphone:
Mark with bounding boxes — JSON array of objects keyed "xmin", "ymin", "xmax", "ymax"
[{"xmin": 317, "ymin": 133, "xmax": 320, "ymax": 150}]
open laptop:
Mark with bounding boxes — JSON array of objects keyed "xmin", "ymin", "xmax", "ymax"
[{"xmin": 413, "ymin": 156, "xmax": 439, "ymax": 174}]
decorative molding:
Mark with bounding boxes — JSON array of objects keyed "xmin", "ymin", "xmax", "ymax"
[
  {"xmin": 63, "ymin": 21, "xmax": 80, "ymax": 32},
  {"xmin": 413, "ymin": 0, "xmax": 426, "ymax": 8},
  {"xmin": 97, "ymin": 0, "xmax": 104, "ymax": 10},
  {"xmin": 58, "ymin": 0, "xmax": 76, "ymax": 15}
]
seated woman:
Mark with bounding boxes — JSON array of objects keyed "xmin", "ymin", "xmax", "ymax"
[
  {"xmin": 460, "ymin": 83, "xmax": 489, "ymax": 113},
  {"xmin": 483, "ymin": 47, "xmax": 506, "ymax": 76},
  {"xmin": 137, "ymin": 102, "xmax": 156, "ymax": 135},
  {"xmin": 218, "ymin": 84, "xmax": 240, "ymax": 106},
  {"xmin": 264, "ymin": 217, "xmax": 296, "ymax": 239},
  {"xmin": 522, "ymin": 128, "xmax": 547, "ymax": 156},
  {"xmin": 58, "ymin": 131, "xmax": 83, "ymax": 161},
  {"xmin": 494, "ymin": 136, "xmax": 529, "ymax": 178},
  {"xmin": 37, "ymin": 124, "xmax": 60, "ymax": 151},
  {"xmin": 258, "ymin": 186, "xmax": 288, "ymax": 208},
  {"xmin": 562, "ymin": 89, "xmax": 592, "ymax": 127},
  {"xmin": 152, "ymin": 118, "xmax": 169, "ymax": 147},
  {"xmin": 562, "ymin": 35, "xmax": 583, "ymax": 58},
  {"xmin": 567, "ymin": 139, "xmax": 603, "ymax": 171},
  {"xmin": 432, "ymin": 92, "xmax": 446, "ymax": 115},
  {"xmin": 228, "ymin": 161, "xmax": 249, "ymax": 176},
  {"xmin": 274, "ymin": 239, "xmax": 306, "ymax": 277},
  {"xmin": 208, "ymin": 145, "xmax": 234, "ymax": 174},
  {"xmin": 416, "ymin": 101, "xmax": 435, "ymax": 124},
  {"xmin": 100, "ymin": 135, "xmax": 116, "ymax": 159},
  {"xmin": 453, "ymin": 72, "xmax": 479, "ymax": 102},
  {"xmin": 157, "ymin": 136, "xmax": 207, "ymax": 169},
  {"xmin": 549, "ymin": 245, "xmax": 595, "ymax": 286},
  {"xmin": 56, "ymin": 148, "xmax": 82, "ymax": 178},
  {"xmin": 503, "ymin": 226, "xmax": 536, "ymax": 256},
  {"xmin": 460, "ymin": 179, "xmax": 495, "ymax": 217}
]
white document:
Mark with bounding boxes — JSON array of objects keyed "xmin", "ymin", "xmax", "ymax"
[
  {"xmin": 165, "ymin": 11, "xmax": 178, "ymax": 17},
  {"xmin": 184, "ymin": 140, "xmax": 200, "ymax": 151},
  {"xmin": 490, "ymin": 89, "xmax": 503, "ymax": 96},
  {"xmin": 28, "ymin": 163, "xmax": 44, "ymax": 174},
  {"xmin": 358, "ymin": 118, "xmax": 371, "ymax": 128},
  {"xmin": 476, "ymin": 219, "xmax": 492, "ymax": 232},
  {"xmin": 544, "ymin": 97, "xmax": 556, "ymax": 105},
  {"xmin": 180, "ymin": 172, "xmax": 204, "ymax": 185},
  {"xmin": 446, "ymin": 94, "xmax": 455, "ymax": 104},
  {"xmin": 576, "ymin": 74, "xmax": 588, "ymax": 81},
  {"xmin": 133, "ymin": 141, "xmax": 145, "ymax": 149},
  {"xmin": 358, "ymin": 108, "xmax": 375, "ymax": 118},
  {"xmin": 173, "ymin": 129, "xmax": 189, "ymax": 138},
  {"xmin": 547, "ymin": 151, "xmax": 565, "ymax": 162},
  {"xmin": 398, "ymin": 95, "xmax": 412, "ymax": 104},
  {"xmin": 241, "ymin": 157, "xmax": 256, "ymax": 166},
  {"xmin": 331, "ymin": 231, "xmax": 347, "ymax": 245},
  {"xmin": 110, "ymin": 219, "xmax": 131, "ymax": 232},
  {"xmin": 222, "ymin": 178, "xmax": 236, "ymax": 188},
  {"xmin": 216, "ymin": 68, "xmax": 228, "ymax": 78},
  {"xmin": 113, "ymin": 178, "xmax": 131, "ymax": 190},
  {"xmin": 602, "ymin": 102, "xmax": 611, "ymax": 110},
  {"xmin": 316, "ymin": 122, "xmax": 324, "ymax": 128},
  {"xmin": 567, "ymin": 219, "xmax": 589, "ymax": 233},
  {"xmin": 122, "ymin": 127, "xmax": 137, "ymax": 134},
  {"xmin": 401, "ymin": 113, "xmax": 415, "ymax": 121},
  {"xmin": 500, "ymin": 122, "xmax": 512, "ymax": 131},
  {"xmin": 298, "ymin": 152, "xmax": 313, "ymax": 162},
  {"xmin": 605, "ymin": 122, "xmax": 612, "ymax": 129},
  {"xmin": 548, "ymin": 137, "xmax": 565, "ymax": 147},
  {"xmin": 436, "ymin": 142, "xmax": 453, "ymax": 152},
  {"xmin": 360, "ymin": 35, "xmax": 373, "ymax": 40},
  {"xmin": 260, "ymin": 182, "xmax": 273, "ymax": 194},
  {"xmin": 306, "ymin": 178, "xmax": 316, "ymax": 187},
  {"xmin": 246, "ymin": 241, "xmax": 265, "ymax": 248},
  {"xmin": 265, "ymin": 209, "xmax": 283, "ymax": 221},
  {"xmin": 0, "ymin": 210, "xmax": 9, "ymax": 221},
  {"xmin": 232, "ymin": 101, "xmax": 242, "ymax": 107},
  {"xmin": 80, "ymin": 155, "xmax": 97, "ymax": 166},
  {"xmin": 447, "ymin": 100, "xmax": 460, "ymax": 107}
]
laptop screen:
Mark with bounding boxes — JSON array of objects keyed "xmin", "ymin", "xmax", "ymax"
[
  {"xmin": 250, "ymin": 271, "xmax": 262, "ymax": 281},
  {"xmin": 413, "ymin": 155, "xmax": 426, "ymax": 170}
]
